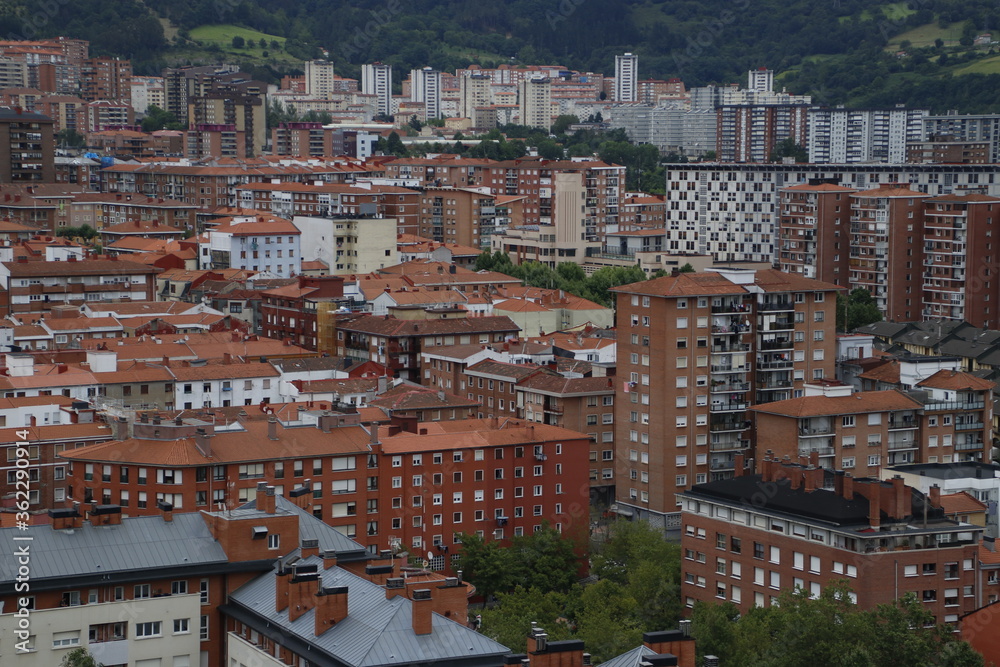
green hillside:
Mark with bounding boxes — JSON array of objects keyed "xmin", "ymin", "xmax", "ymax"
[{"xmin": 5, "ymin": 0, "xmax": 1000, "ymax": 110}]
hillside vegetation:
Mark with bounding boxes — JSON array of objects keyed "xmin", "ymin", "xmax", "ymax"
[{"xmin": 6, "ymin": 0, "xmax": 1000, "ymax": 110}]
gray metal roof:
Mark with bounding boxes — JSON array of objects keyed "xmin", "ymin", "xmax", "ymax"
[
  {"xmin": 596, "ymin": 645, "xmax": 656, "ymax": 667},
  {"xmin": 0, "ymin": 512, "xmax": 228, "ymax": 585},
  {"xmin": 228, "ymin": 555, "xmax": 510, "ymax": 667},
  {"xmin": 239, "ymin": 495, "xmax": 369, "ymax": 559}
]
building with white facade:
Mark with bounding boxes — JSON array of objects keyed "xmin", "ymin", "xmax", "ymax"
[
  {"xmin": 607, "ymin": 104, "xmax": 716, "ymax": 155},
  {"xmin": 921, "ymin": 112, "xmax": 1000, "ymax": 163},
  {"xmin": 615, "ymin": 53, "xmax": 638, "ymax": 103},
  {"xmin": 304, "ymin": 59, "xmax": 336, "ymax": 99},
  {"xmin": 408, "ymin": 67, "xmax": 442, "ymax": 120},
  {"xmin": 361, "ymin": 62, "xmax": 392, "ymax": 117},
  {"xmin": 518, "ymin": 76, "xmax": 553, "ymax": 130},
  {"xmin": 808, "ymin": 107, "xmax": 928, "ymax": 164},
  {"xmin": 203, "ymin": 217, "xmax": 302, "ymax": 277},
  {"xmin": 747, "ymin": 67, "xmax": 774, "ymax": 93}
]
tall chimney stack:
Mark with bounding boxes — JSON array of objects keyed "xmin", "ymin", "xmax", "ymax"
[{"xmin": 411, "ymin": 589, "xmax": 433, "ymax": 635}]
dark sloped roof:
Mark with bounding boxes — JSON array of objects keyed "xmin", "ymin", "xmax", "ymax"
[{"xmin": 227, "ymin": 555, "xmax": 510, "ymax": 666}]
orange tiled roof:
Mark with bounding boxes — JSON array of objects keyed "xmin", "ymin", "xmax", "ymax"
[
  {"xmin": 940, "ymin": 491, "xmax": 987, "ymax": 515},
  {"xmin": 749, "ymin": 390, "xmax": 922, "ymax": 418},
  {"xmin": 917, "ymin": 370, "xmax": 995, "ymax": 392}
]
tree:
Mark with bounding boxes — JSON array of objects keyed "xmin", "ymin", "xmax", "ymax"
[
  {"xmin": 551, "ymin": 114, "xmax": 579, "ymax": 135},
  {"xmin": 231, "ymin": 35, "xmax": 245, "ymax": 49},
  {"xmin": 408, "ymin": 116, "xmax": 423, "ymax": 132},
  {"xmin": 457, "ymin": 532, "xmax": 512, "ymax": 601},
  {"xmin": 837, "ymin": 288, "xmax": 882, "ymax": 332},
  {"xmin": 141, "ymin": 105, "xmax": 184, "ymax": 132},
  {"xmin": 536, "ymin": 138, "xmax": 564, "ymax": 160},
  {"xmin": 769, "ymin": 137, "xmax": 808, "ymax": 163},
  {"xmin": 61, "ymin": 648, "xmax": 103, "ymax": 667},
  {"xmin": 57, "ymin": 129, "xmax": 86, "ymax": 148},
  {"xmin": 692, "ymin": 583, "xmax": 984, "ymax": 667},
  {"xmin": 679, "ymin": 263, "xmax": 695, "ymax": 273},
  {"xmin": 479, "ymin": 586, "xmax": 574, "ymax": 652}
]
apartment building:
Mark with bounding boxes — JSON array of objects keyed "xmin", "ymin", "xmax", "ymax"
[
  {"xmin": 409, "ymin": 67, "xmax": 442, "ymax": 120},
  {"xmin": 361, "ymin": 62, "xmax": 392, "ymax": 117},
  {"xmin": 260, "ymin": 275, "xmax": 347, "ymax": 352},
  {"xmin": 921, "ymin": 112, "xmax": 1000, "ymax": 164},
  {"xmin": 777, "ymin": 182, "xmax": 855, "ymax": 284},
  {"xmin": 679, "ymin": 459, "xmax": 983, "ymax": 627},
  {"xmin": 807, "ymin": 107, "xmax": 927, "ymax": 164},
  {"xmin": 202, "ymin": 216, "xmax": 301, "ymax": 277},
  {"xmin": 663, "ymin": 163, "xmax": 1000, "ymax": 265},
  {"xmin": 80, "ymin": 57, "xmax": 132, "ymax": 104},
  {"xmin": 69, "ymin": 192, "xmax": 197, "ymax": 231},
  {"xmin": 715, "ymin": 104, "xmax": 810, "ymax": 163},
  {"xmin": 0, "ymin": 107, "xmax": 54, "ymax": 183},
  {"xmin": 337, "ymin": 313, "xmax": 521, "ymax": 381},
  {"xmin": 611, "ymin": 268, "xmax": 840, "ymax": 527},
  {"xmin": 416, "ymin": 186, "xmax": 498, "ymax": 248},
  {"xmin": 519, "ymin": 76, "xmax": 553, "ymax": 129},
  {"xmin": 376, "ymin": 418, "xmax": 590, "ymax": 567},
  {"xmin": 0, "ymin": 257, "xmax": 160, "ymax": 315},
  {"xmin": 614, "ymin": 53, "xmax": 638, "ymax": 103}
]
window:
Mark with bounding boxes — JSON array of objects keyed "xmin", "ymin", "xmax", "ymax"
[
  {"xmin": 171, "ymin": 580, "xmax": 188, "ymax": 595},
  {"xmin": 136, "ymin": 621, "xmax": 162, "ymax": 638},
  {"xmin": 173, "ymin": 618, "xmax": 190, "ymax": 634},
  {"xmin": 134, "ymin": 584, "xmax": 151, "ymax": 599},
  {"xmin": 52, "ymin": 631, "xmax": 80, "ymax": 648}
]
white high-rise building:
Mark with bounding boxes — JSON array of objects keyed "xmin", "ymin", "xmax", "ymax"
[
  {"xmin": 747, "ymin": 67, "xmax": 774, "ymax": 93},
  {"xmin": 459, "ymin": 72, "xmax": 492, "ymax": 119},
  {"xmin": 361, "ymin": 62, "xmax": 392, "ymax": 117},
  {"xmin": 518, "ymin": 76, "xmax": 552, "ymax": 129},
  {"xmin": 807, "ymin": 107, "xmax": 928, "ymax": 164},
  {"xmin": 409, "ymin": 67, "xmax": 442, "ymax": 120},
  {"xmin": 304, "ymin": 59, "xmax": 336, "ymax": 99},
  {"xmin": 615, "ymin": 53, "xmax": 638, "ymax": 103}
]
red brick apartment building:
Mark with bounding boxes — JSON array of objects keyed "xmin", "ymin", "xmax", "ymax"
[
  {"xmin": 779, "ymin": 185, "xmax": 1000, "ymax": 327},
  {"xmin": 59, "ymin": 409, "xmax": 589, "ymax": 576},
  {"xmin": 260, "ymin": 275, "xmax": 346, "ymax": 351},
  {"xmin": 337, "ymin": 313, "xmax": 521, "ymax": 381},
  {"xmin": 611, "ymin": 268, "xmax": 841, "ymax": 527},
  {"xmin": 680, "ymin": 457, "xmax": 982, "ymax": 628}
]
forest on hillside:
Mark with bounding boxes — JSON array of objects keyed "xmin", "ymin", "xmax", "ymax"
[{"xmin": 7, "ymin": 0, "xmax": 1000, "ymax": 110}]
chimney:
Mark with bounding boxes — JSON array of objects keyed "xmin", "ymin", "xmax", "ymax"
[
  {"xmin": 301, "ymin": 538, "xmax": 320, "ymax": 559},
  {"xmin": 276, "ymin": 563, "xmax": 290, "ymax": 612},
  {"xmin": 288, "ymin": 564, "xmax": 320, "ymax": 622},
  {"xmin": 289, "ymin": 484, "xmax": 311, "ymax": 509},
  {"xmin": 194, "ymin": 428, "xmax": 212, "ymax": 458},
  {"xmin": 868, "ymin": 481, "xmax": 882, "ymax": 529},
  {"xmin": 734, "ymin": 452, "xmax": 745, "ymax": 477},
  {"xmin": 809, "ymin": 450, "xmax": 819, "ymax": 468},
  {"xmin": 157, "ymin": 500, "xmax": 173, "ymax": 522},
  {"xmin": 892, "ymin": 475, "xmax": 907, "ymax": 520},
  {"xmin": 411, "ymin": 589, "xmax": 433, "ymax": 635},
  {"xmin": 315, "ymin": 586, "xmax": 349, "ymax": 636},
  {"xmin": 89, "ymin": 504, "xmax": 122, "ymax": 527},
  {"xmin": 386, "ymin": 577, "xmax": 406, "ymax": 600},
  {"xmin": 929, "ymin": 484, "xmax": 941, "ymax": 509},
  {"xmin": 370, "ymin": 422, "xmax": 379, "ymax": 445},
  {"xmin": 223, "ymin": 352, "xmax": 232, "ymax": 364},
  {"xmin": 268, "ymin": 416, "xmax": 279, "ymax": 440},
  {"xmin": 842, "ymin": 472, "xmax": 854, "ymax": 500},
  {"xmin": 48, "ymin": 506, "xmax": 82, "ymax": 530},
  {"xmin": 790, "ymin": 466, "xmax": 802, "ymax": 490},
  {"xmin": 322, "ymin": 550, "xmax": 338, "ymax": 570}
]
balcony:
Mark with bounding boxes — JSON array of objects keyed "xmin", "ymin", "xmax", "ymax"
[
  {"xmin": 711, "ymin": 343, "xmax": 751, "ymax": 353},
  {"xmin": 956, "ymin": 440, "xmax": 985, "ymax": 452},
  {"xmin": 798, "ymin": 425, "xmax": 833, "ymax": 436},
  {"xmin": 924, "ymin": 400, "xmax": 985, "ymax": 411},
  {"xmin": 798, "ymin": 446, "xmax": 835, "ymax": 457},
  {"xmin": 710, "ymin": 460, "xmax": 735, "ymax": 471},
  {"xmin": 888, "ymin": 438, "xmax": 917, "ymax": 451},
  {"xmin": 711, "ymin": 401, "xmax": 748, "ymax": 412},
  {"xmin": 956, "ymin": 421, "xmax": 985, "ymax": 431},
  {"xmin": 757, "ymin": 360, "xmax": 793, "ymax": 370},
  {"xmin": 710, "ymin": 382, "xmax": 750, "ymax": 393},
  {"xmin": 759, "ymin": 300, "xmax": 794, "ymax": 312},
  {"xmin": 709, "ymin": 419, "xmax": 750, "ymax": 433},
  {"xmin": 888, "ymin": 417, "xmax": 917, "ymax": 430},
  {"xmin": 711, "ymin": 364, "xmax": 749, "ymax": 374},
  {"xmin": 759, "ymin": 338, "xmax": 792, "ymax": 351},
  {"xmin": 711, "ymin": 301, "xmax": 751, "ymax": 314}
]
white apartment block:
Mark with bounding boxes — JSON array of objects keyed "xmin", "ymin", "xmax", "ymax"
[
  {"xmin": 409, "ymin": 67, "xmax": 442, "ymax": 120},
  {"xmin": 808, "ymin": 107, "xmax": 928, "ymax": 164},
  {"xmin": 518, "ymin": 76, "xmax": 553, "ymax": 130},
  {"xmin": 921, "ymin": 112, "xmax": 1000, "ymax": 163},
  {"xmin": 607, "ymin": 104, "xmax": 716, "ymax": 155},
  {"xmin": 664, "ymin": 163, "xmax": 1000, "ymax": 264},
  {"xmin": 361, "ymin": 62, "xmax": 392, "ymax": 117},
  {"xmin": 747, "ymin": 68, "xmax": 774, "ymax": 93},
  {"xmin": 615, "ymin": 53, "xmax": 638, "ymax": 103},
  {"xmin": 304, "ymin": 59, "xmax": 336, "ymax": 99},
  {"xmin": 0, "ymin": 595, "xmax": 202, "ymax": 667}
]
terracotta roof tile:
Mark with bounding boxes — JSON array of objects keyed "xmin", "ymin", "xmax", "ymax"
[
  {"xmin": 917, "ymin": 370, "xmax": 996, "ymax": 391},
  {"xmin": 749, "ymin": 390, "xmax": 922, "ymax": 418},
  {"xmin": 379, "ymin": 418, "xmax": 589, "ymax": 453},
  {"xmin": 940, "ymin": 491, "xmax": 987, "ymax": 515}
]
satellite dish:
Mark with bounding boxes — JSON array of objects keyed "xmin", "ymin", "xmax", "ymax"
[{"xmin": 427, "ymin": 551, "xmax": 434, "ymax": 561}]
